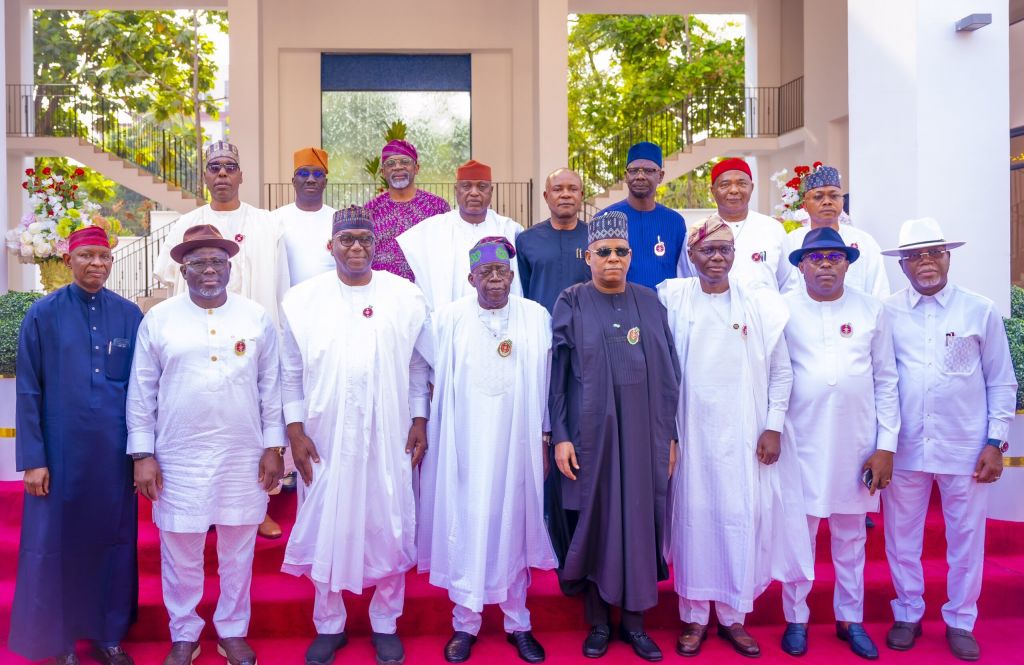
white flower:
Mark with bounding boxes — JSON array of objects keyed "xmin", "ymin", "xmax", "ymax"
[
  {"xmin": 53, "ymin": 175, "xmax": 63, "ymax": 183},
  {"xmin": 20, "ymin": 245, "xmax": 35, "ymax": 258},
  {"xmin": 42, "ymin": 178, "xmax": 53, "ymax": 187},
  {"xmin": 33, "ymin": 243, "xmax": 52, "ymax": 258},
  {"xmin": 20, "ymin": 231, "xmax": 33, "ymax": 244},
  {"xmin": 27, "ymin": 221, "xmax": 43, "ymax": 234}
]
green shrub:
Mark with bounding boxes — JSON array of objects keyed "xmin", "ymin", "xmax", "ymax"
[
  {"xmin": 1012, "ymin": 285, "xmax": 1024, "ymax": 319},
  {"xmin": 0, "ymin": 291, "xmax": 43, "ymax": 376}
]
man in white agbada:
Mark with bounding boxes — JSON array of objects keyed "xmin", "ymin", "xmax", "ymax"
[
  {"xmin": 280, "ymin": 206, "xmax": 431, "ymax": 665},
  {"xmin": 658, "ymin": 217, "xmax": 813, "ymax": 659},
  {"xmin": 418, "ymin": 236, "xmax": 555, "ymax": 664},
  {"xmin": 127, "ymin": 225, "xmax": 285, "ymax": 665},
  {"xmin": 273, "ymin": 147, "xmax": 337, "ymax": 287},
  {"xmin": 881, "ymin": 218, "xmax": 1016, "ymax": 662},
  {"xmin": 707, "ymin": 157, "xmax": 793, "ymax": 291},
  {"xmin": 779, "ymin": 226, "xmax": 900, "ymax": 661},
  {"xmin": 396, "ymin": 159, "xmax": 522, "ymax": 311},
  {"xmin": 153, "ymin": 141, "xmax": 290, "ymax": 328},
  {"xmin": 783, "ymin": 166, "xmax": 889, "ymax": 299}
]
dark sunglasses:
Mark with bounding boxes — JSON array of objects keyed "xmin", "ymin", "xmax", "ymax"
[{"xmin": 594, "ymin": 247, "xmax": 631, "ymax": 258}]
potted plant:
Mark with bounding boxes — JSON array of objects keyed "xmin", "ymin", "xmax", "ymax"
[
  {"xmin": 0, "ymin": 291, "xmax": 43, "ymax": 480},
  {"xmin": 989, "ymin": 285, "xmax": 1024, "ymax": 521}
]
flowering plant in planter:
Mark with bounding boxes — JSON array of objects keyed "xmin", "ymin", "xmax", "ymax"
[{"xmin": 769, "ymin": 161, "xmax": 825, "ymax": 232}]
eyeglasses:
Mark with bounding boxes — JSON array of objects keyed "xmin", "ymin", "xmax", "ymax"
[
  {"xmin": 474, "ymin": 264, "xmax": 511, "ymax": 278},
  {"xmin": 295, "ymin": 168, "xmax": 326, "ymax": 179},
  {"xmin": 184, "ymin": 258, "xmax": 230, "ymax": 272},
  {"xmin": 902, "ymin": 248, "xmax": 948, "ymax": 263},
  {"xmin": 205, "ymin": 162, "xmax": 240, "ymax": 174},
  {"xmin": 593, "ymin": 247, "xmax": 631, "ymax": 258},
  {"xmin": 694, "ymin": 245, "xmax": 735, "ymax": 257},
  {"xmin": 335, "ymin": 234, "xmax": 374, "ymax": 248},
  {"xmin": 457, "ymin": 181, "xmax": 493, "ymax": 193},
  {"xmin": 382, "ymin": 157, "xmax": 415, "ymax": 169},
  {"xmin": 626, "ymin": 167, "xmax": 659, "ymax": 177},
  {"xmin": 75, "ymin": 250, "xmax": 113, "ymax": 263},
  {"xmin": 803, "ymin": 251, "xmax": 847, "ymax": 265}
]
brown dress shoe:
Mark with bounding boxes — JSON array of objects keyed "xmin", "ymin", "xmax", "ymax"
[
  {"xmin": 218, "ymin": 637, "xmax": 257, "ymax": 665},
  {"xmin": 92, "ymin": 643, "xmax": 135, "ymax": 665},
  {"xmin": 54, "ymin": 653, "xmax": 80, "ymax": 665},
  {"xmin": 885, "ymin": 621, "xmax": 921, "ymax": 650},
  {"xmin": 717, "ymin": 623, "xmax": 761, "ymax": 658},
  {"xmin": 162, "ymin": 641, "xmax": 200, "ymax": 665},
  {"xmin": 258, "ymin": 513, "xmax": 282, "ymax": 539},
  {"xmin": 675, "ymin": 623, "xmax": 708, "ymax": 657},
  {"xmin": 945, "ymin": 626, "xmax": 980, "ymax": 661}
]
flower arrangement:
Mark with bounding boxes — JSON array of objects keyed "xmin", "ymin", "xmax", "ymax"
[
  {"xmin": 769, "ymin": 161, "xmax": 824, "ymax": 232},
  {"xmin": 4, "ymin": 167, "xmax": 122, "ymax": 291}
]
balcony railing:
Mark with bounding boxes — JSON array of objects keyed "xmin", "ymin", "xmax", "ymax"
[
  {"xmin": 6, "ymin": 83, "xmax": 204, "ymax": 200},
  {"xmin": 265, "ymin": 181, "xmax": 535, "ymax": 227},
  {"xmin": 106, "ymin": 223, "xmax": 176, "ymax": 301}
]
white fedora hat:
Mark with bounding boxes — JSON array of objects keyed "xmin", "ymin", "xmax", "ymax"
[{"xmin": 881, "ymin": 217, "xmax": 966, "ymax": 256}]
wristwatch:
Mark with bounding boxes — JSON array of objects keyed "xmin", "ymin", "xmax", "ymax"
[
  {"xmin": 131, "ymin": 452, "xmax": 154, "ymax": 461},
  {"xmin": 268, "ymin": 446, "xmax": 286, "ymax": 457},
  {"xmin": 987, "ymin": 438, "xmax": 1006, "ymax": 452}
]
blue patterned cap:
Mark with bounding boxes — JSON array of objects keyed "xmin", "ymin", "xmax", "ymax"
[
  {"xmin": 626, "ymin": 141, "xmax": 663, "ymax": 167},
  {"xmin": 588, "ymin": 211, "xmax": 629, "ymax": 246},
  {"xmin": 803, "ymin": 165, "xmax": 841, "ymax": 191}
]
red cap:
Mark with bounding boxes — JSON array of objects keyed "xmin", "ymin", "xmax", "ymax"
[
  {"xmin": 67, "ymin": 226, "xmax": 110, "ymax": 253},
  {"xmin": 456, "ymin": 159, "xmax": 492, "ymax": 181},
  {"xmin": 711, "ymin": 157, "xmax": 752, "ymax": 184}
]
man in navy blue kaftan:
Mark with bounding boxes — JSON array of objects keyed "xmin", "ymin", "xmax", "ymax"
[{"xmin": 9, "ymin": 225, "xmax": 142, "ymax": 665}]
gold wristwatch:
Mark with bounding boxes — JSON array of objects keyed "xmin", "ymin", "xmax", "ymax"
[{"xmin": 269, "ymin": 446, "xmax": 286, "ymax": 457}]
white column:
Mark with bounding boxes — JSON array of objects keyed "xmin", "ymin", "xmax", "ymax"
[
  {"xmin": 228, "ymin": 0, "xmax": 264, "ymax": 207},
  {"xmin": 534, "ymin": 0, "xmax": 569, "ymax": 222},
  {"xmin": 849, "ymin": 0, "xmax": 1010, "ymax": 311},
  {"xmin": 745, "ymin": 0, "xmax": 783, "ymax": 212},
  {"xmin": 5, "ymin": 0, "xmax": 36, "ymax": 292}
]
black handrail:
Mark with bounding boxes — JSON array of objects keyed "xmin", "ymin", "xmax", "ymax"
[
  {"xmin": 5, "ymin": 83, "xmax": 205, "ymax": 201},
  {"xmin": 265, "ymin": 181, "xmax": 535, "ymax": 227},
  {"xmin": 570, "ymin": 77, "xmax": 804, "ymax": 202},
  {"xmin": 106, "ymin": 222, "xmax": 175, "ymax": 301}
]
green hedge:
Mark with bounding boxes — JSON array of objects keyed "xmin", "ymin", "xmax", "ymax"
[
  {"xmin": 0, "ymin": 291, "xmax": 43, "ymax": 376},
  {"xmin": 1005, "ymin": 286, "xmax": 1024, "ymax": 411}
]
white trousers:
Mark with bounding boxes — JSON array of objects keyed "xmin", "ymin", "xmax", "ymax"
[
  {"xmin": 159, "ymin": 525, "xmax": 258, "ymax": 641},
  {"xmin": 679, "ymin": 598, "xmax": 745, "ymax": 626},
  {"xmin": 452, "ymin": 568, "xmax": 532, "ymax": 635},
  {"xmin": 782, "ymin": 514, "xmax": 866, "ymax": 623},
  {"xmin": 884, "ymin": 468, "xmax": 988, "ymax": 630},
  {"xmin": 312, "ymin": 572, "xmax": 406, "ymax": 635}
]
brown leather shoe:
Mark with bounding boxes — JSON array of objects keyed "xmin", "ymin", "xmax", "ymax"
[
  {"xmin": 675, "ymin": 623, "xmax": 708, "ymax": 657},
  {"xmin": 162, "ymin": 641, "xmax": 200, "ymax": 665},
  {"xmin": 218, "ymin": 637, "xmax": 257, "ymax": 665},
  {"xmin": 54, "ymin": 653, "xmax": 80, "ymax": 665},
  {"xmin": 717, "ymin": 623, "xmax": 761, "ymax": 658},
  {"xmin": 945, "ymin": 626, "xmax": 980, "ymax": 661},
  {"xmin": 258, "ymin": 513, "xmax": 282, "ymax": 539},
  {"xmin": 92, "ymin": 643, "xmax": 135, "ymax": 665},
  {"xmin": 885, "ymin": 621, "xmax": 921, "ymax": 651}
]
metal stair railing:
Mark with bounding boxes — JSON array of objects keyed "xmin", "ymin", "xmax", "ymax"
[
  {"xmin": 106, "ymin": 222, "xmax": 176, "ymax": 301},
  {"xmin": 570, "ymin": 77, "xmax": 804, "ymax": 209},
  {"xmin": 6, "ymin": 83, "xmax": 205, "ymax": 201}
]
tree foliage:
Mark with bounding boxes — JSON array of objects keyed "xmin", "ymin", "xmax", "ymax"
[{"xmin": 568, "ymin": 14, "xmax": 745, "ymax": 208}]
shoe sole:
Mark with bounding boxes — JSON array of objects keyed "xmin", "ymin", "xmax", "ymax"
[{"xmin": 217, "ymin": 644, "xmax": 256, "ymax": 665}]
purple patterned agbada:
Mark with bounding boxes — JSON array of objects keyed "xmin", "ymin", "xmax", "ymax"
[{"xmin": 366, "ymin": 189, "xmax": 451, "ymax": 281}]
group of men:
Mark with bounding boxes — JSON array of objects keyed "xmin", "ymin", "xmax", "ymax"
[{"xmin": 10, "ymin": 138, "xmax": 1015, "ymax": 665}]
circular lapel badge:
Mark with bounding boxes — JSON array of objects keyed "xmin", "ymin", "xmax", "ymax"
[
  {"xmin": 653, "ymin": 235, "xmax": 666, "ymax": 257},
  {"xmin": 363, "ymin": 306, "xmax": 374, "ymax": 318},
  {"xmin": 234, "ymin": 233, "xmax": 244, "ymax": 243},
  {"xmin": 840, "ymin": 323, "xmax": 853, "ymax": 337},
  {"xmin": 627, "ymin": 327, "xmax": 641, "ymax": 345},
  {"xmin": 751, "ymin": 252, "xmax": 762, "ymax": 263},
  {"xmin": 497, "ymin": 339, "xmax": 513, "ymax": 357},
  {"xmin": 234, "ymin": 340, "xmax": 246, "ymax": 356}
]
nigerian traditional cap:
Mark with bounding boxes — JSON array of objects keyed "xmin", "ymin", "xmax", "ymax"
[
  {"xmin": 687, "ymin": 214, "xmax": 735, "ymax": 248},
  {"xmin": 626, "ymin": 141, "xmax": 663, "ymax": 167},
  {"xmin": 587, "ymin": 211, "xmax": 629, "ymax": 245},
  {"xmin": 456, "ymin": 159, "xmax": 492, "ymax": 181},
  {"xmin": 332, "ymin": 205, "xmax": 375, "ymax": 235},
  {"xmin": 469, "ymin": 236, "xmax": 515, "ymax": 271},
  {"xmin": 204, "ymin": 141, "xmax": 239, "ymax": 165},
  {"xmin": 803, "ymin": 165, "xmax": 841, "ymax": 191},
  {"xmin": 382, "ymin": 140, "xmax": 418, "ymax": 163},
  {"xmin": 67, "ymin": 226, "xmax": 111, "ymax": 253},
  {"xmin": 293, "ymin": 147, "xmax": 329, "ymax": 172},
  {"xmin": 711, "ymin": 157, "xmax": 751, "ymax": 183}
]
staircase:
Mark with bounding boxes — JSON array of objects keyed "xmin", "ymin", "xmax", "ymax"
[
  {"xmin": 5, "ymin": 84, "xmax": 205, "ymax": 214},
  {"xmin": 573, "ymin": 77, "xmax": 805, "ymax": 214}
]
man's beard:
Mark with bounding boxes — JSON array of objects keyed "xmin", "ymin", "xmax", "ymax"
[
  {"xmin": 387, "ymin": 173, "xmax": 412, "ymax": 189},
  {"xmin": 197, "ymin": 284, "xmax": 226, "ymax": 299}
]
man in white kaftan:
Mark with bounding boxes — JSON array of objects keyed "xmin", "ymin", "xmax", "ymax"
[
  {"xmin": 418, "ymin": 237, "xmax": 555, "ymax": 664},
  {"xmin": 279, "ymin": 206, "xmax": 430, "ymax": 665},
  {"xmin": 396, "ymin": 160, "xmax": 522, "ymax": 311},
  {"xmin": 779, "ymin": 226, "xmax": 900, "ymax": 661},
  {"xmin": 881, "ymin": 218, "xmax": 1016, "ymax": 661},
  {"xmin": 658, "ymin": 218, "xmax": 812, "ymax": 658},
  {"xmin": 153, "ymin": 141, "xmax": 290, "ymax": 327},
  {"xmin": 707, "ymin": 157, "xmax": 793, "ymax": 291},
  {"xmin": 127, "ymin": 225, "xmax": 285, "ymax": 665},
  {"xmin": 273, "ymin": 147, "xmax": 336, "ymax": 287},
  {"xmin": 782, "ymin": 166, "xmax": 889, "ymax": 299}
]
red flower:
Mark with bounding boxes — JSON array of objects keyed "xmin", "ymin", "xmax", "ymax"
[
  {"xmin": 74, "ymin": 168, "xmax": 85, "ymax": 177},
  {"xmin": 786, "ymin": 177, "xmax": 802, "ymax": 189},
  {"xmin": 794, "ymin": 165, "xmax": 810, "ymax": 176},
  {"xmin": 812, "ymin": 161, "xmax": 823, "ymax": 169},
  {"xmin": 42, "ymin": 167, "xmax": 52, "ymax": 176},
  {"xmin": 25, "ymin": 168, "xmax": 34, "ymax": 176},
  {"xmin": 21, "ymin": 182, "xmax": 28, "ymax": 189},
  {"xmin": 72, "ymin": 185, "xmax": 79, "ymax": 190}
]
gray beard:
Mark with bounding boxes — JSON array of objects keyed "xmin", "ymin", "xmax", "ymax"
[
  {"xmin": 197, "ymin": 284, "xmax": 226, "ymax": 299},
  {"xmin": 387, "ymin": 173, "xmax": 412, "ymax": 189}
]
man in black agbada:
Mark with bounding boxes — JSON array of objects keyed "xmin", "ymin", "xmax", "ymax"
[{"xmin": 548, "ymin": 211, "xmax": 681, "ymax": 662}]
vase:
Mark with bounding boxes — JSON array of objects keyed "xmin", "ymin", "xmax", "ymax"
[{"xmin": 37, "ymin": 257, "xmax": 73, "ymax": 293}]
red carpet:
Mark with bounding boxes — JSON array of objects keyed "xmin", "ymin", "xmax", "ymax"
[{"xmin": 0, "ymin": 481, "xmax": 1021, "ymax": 664}]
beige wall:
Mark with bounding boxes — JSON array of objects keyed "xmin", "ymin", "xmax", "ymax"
[{"xmin": 1012, "ymin": 20, "xmax": 1024, "ymax": 130}]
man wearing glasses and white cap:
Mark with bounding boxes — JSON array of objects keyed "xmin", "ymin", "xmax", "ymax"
[{"xmin": 881, "ymin": 218, "xmax": 1016, "ymax": 661}]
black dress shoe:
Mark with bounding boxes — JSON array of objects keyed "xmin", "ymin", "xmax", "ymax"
[
  {"xmin": 507, "ymin": 631, "xmax": 545, "ymax": 663},
  {"xmin": 583, "ymin": 624, "xmax": 612, "ymax": 658},
  {"xmin": 444, "ymin": 631, "xmax": 477, "ymax": 663},
  {"xmin": 92, "ymin": 644, "xmax": 134, "ymax": 665},
  {"xmin": 306, "ymin": 633, "xmax": 348, "ymax": 665},
  {"xmin": 54, "ymin": 653, "xmax": 80, "ymax": 665},
  {"xmin": 618, "ymin": 627, "xmax": 663, "ymax": 662}
]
